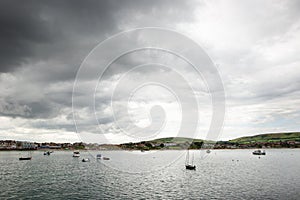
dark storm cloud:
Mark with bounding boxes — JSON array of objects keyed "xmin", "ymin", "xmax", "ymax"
[
  {"xmin": 0, "ymin": 0, "xmax": 198, "ymax": 73},
  {"xmin": 0, "ymin": 1, "xmax": 54, "ymax": 72},
  {"xmin": 0, "ymin": 0, "xmax": 199, "ymax": 121},
  {"xmin": 0, "ymin": 0, "xmax": 116, "ymax": 73}
]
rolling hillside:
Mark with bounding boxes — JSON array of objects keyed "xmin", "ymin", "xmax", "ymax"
[
  {"xmin": 229, "ymin": 132, "xmax": 300, "ymax": 144},
  {"xmin": 119, "ymin": 132, "xmax": 300, "ymax": 149}
]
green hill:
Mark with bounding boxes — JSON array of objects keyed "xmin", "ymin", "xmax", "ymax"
[
  {"xmin": 120, "ymin": 137, "xmax": 209, "ymax": 150},
  {"xmin": 229, "ymin": 132, "xmax": 300, "ymax": 144},
  {"xmin": 149, "ymin": 137, "xmax": 204, "ymax": 144},
  {"xmin": 119, "ymin": 132, "xmax": 300, "ymax": 149}
]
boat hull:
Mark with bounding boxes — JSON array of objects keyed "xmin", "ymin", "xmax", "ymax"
[
  {"xmin": 19, "ymin": 157, "xmax": 32, "ymax": 160},
  {"xmin": 252, "ymin": 152, "xmax": 266, "ymax": 155},
  {"xmin": 185, "ymin": 165, "xmax": 196, "ymax": 170}
]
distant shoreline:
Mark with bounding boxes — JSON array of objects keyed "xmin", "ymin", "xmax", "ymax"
[
  {"xmin": 1, "ymin": 147, "xmax": 299, "ymax": 152},
  {"xmin": 1, "ymin": 132, "xmax": 300, "ymax": 151}
]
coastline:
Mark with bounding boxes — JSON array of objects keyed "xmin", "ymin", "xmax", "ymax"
[{"xmin": 1, "ymin": 147, "xmax": 299, "ymax": 152}]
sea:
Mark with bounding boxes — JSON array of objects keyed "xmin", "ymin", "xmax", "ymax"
[{"xmin": 0, "ymin": 149, "xmax": 299, "ymax": 199}]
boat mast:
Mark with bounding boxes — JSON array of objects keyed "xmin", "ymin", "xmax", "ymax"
[
  {"xmin": 185, "ymin": 149, "xmax": 190, "ymax": 165},
  {"xmin": 191, "ymin": 151, "xmax": 194, "ymax": 165}
]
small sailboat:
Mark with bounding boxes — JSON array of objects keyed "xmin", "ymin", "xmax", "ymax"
[{"xmin": 185, "ymin": 149, "xmax": 196, "ymax": 170}]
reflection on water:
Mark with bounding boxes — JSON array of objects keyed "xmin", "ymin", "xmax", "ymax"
[{"xmin": 0, "ymin": 149, "xmax": 299, "ymax": 199}]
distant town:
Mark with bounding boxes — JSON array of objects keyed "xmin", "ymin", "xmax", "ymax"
[
  {"xmin": 0, "ymin": 140, "xmax": 85, "ymax": 151},
  {"xmin": 1, "ymin": 132, "xmax": 300, "ymax": 151}
]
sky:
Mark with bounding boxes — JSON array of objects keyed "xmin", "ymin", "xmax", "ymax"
[{"xmin": 0, "ymin": 0, "xmax": 300, "ymax": 144}]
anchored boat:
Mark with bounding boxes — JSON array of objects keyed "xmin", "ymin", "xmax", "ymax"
[
  {"xmin": 44, "ymin": 151, "xmax": 52, "ymax": 155},
  {"xmin": 185, "ymin": 149, "xmax": 196, "ymax": 170},
  {"xmin": 252, "ymin": 150, "xmax": 266, "ymax": 155},
  {"xmin": 19, "ymin": 152, "xmax": 32, "ymax": 160},
  {"xmin": 19, "ymin": 157, "xmax": 32, "ymax": 160},
  {"xmin": 73, "ymin": 151, "xmax": 80, "ymax": 157},
  {"xmin": 82, "ymin": 158, "xmax": 90, "ymax": 162}
]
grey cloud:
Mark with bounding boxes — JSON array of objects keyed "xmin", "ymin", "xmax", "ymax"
[
  {"xmin": 0, "ymin": 0, "xmax": 198, "ymax": 73},
  {"xmin": 0, "ymin": 0, "xmax": 199, "ymax": 120},
  {"xmin": 0, "ymin": 1, "xmax": 56, "ymax": 72},
  {"xmin": 2, "ymin": 0, "xmax": 299, "ymax": 142},
  {"xmin": 0, "ymin": 99, "xmax": 32, "ymax": 117},
  {"xmin": 0, "ymin": 98, "xmax": 61, "ymax": 119}
]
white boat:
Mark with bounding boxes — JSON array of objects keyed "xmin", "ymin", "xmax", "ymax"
[
  {"xmin": 19, "ymin": 151, "xmax": 32, "ymax": 160},
  {"xmin": 73, "ymin": 151, "xmax": 80, "ymax": 157},
  {"xmin": 252, "ymin": 150, "xmax": 266, "ymax": 155},
  {"xmin": 82, "ymin": 158, "xmax": 90, "ymax": 162}
]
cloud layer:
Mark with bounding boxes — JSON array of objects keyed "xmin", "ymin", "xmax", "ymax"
[{"xmin": 0, "ymin": 0, "xmax": 299, "ymax": 143}]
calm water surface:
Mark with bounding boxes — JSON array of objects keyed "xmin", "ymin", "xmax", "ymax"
[{"xmin": 0, "ymin": 149, "xmax": 299, "ymax": 199}]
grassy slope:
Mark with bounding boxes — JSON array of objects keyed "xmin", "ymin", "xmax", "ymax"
[
  {"xmin": 147, "ymin": 137, "xmax": 204, "ymax": 144},
  {"xmin": 121, "ymin": 132, "xmax": 300, "ymax": 146},
  {"xmin": 144, "ymin": 132, "xmax": 300, "ymax": 144},
  {"xmin": 229, "ymin": 132, "xmax": 300, "ymax": 144}
]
